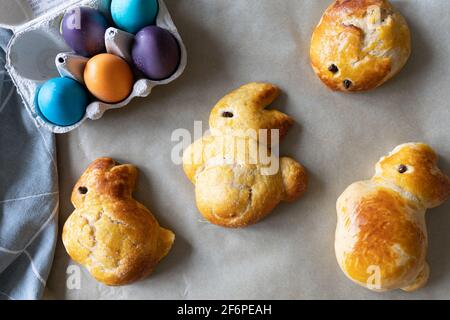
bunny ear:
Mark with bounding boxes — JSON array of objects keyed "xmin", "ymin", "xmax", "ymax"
[
  {"xmin": 109, "ymin": 164, "xmax": 139, "ymax": 194},
  {"xmin": 85, "ymin": 158, "xmax": 138, "ymax": 185},
  {"xmin": 262, "ymin": 109, "xmax": 294, "ymax": 141},
  {"xmin": 237, "ymin": 82, "xmax": 280, "ymax": 110},
  {"xmin": 86, "ymin": 157, "xmax": 118, "ymax": 172},
  {"xmin": 215, "ymin": 82, "xmax": 280, "ymax": 111},
  {"xmin": 74, "ymin": 158, "xmax": 138, "ymax": 200}
]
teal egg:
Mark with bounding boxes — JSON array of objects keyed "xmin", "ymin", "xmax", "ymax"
[
  {"xmin": 111, "ymin": 0, "xmax": 159, "ymax": 34},
  {"xmin": 37, "ymin": 78, "xmax": 89, "ymax": 127}
]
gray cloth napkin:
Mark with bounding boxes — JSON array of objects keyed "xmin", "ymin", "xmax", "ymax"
[{"xmin": 0, "ymin": 28, "xmax": 59, "ymax": 300}]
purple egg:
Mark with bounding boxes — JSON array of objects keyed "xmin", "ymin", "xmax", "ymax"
[
  {"xmin": 132, "ymin": 26, "xmax": 181, "ymax": 80},
  {"xmin": 61, "ymin": 7, "xmax": 110, "ymax": 57}
]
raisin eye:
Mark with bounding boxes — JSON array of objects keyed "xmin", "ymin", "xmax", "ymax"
[
  {"xmin": 343, "ymin": 80, "xmax": 352, "ymax": 89},
  {"xmin": 398, "ymin": 165, "xmax": 408, "ymax": 174},
  {"xmin": 328, "ymin": 64, "xmax": 339, "ymax": 73},
  {"xmin": 222, "ymin": 111, "xmax": 234, "ymax": 118},
  {"xmin": 78, "ymin": 186, "xmax": 88, "ymax": 194}
]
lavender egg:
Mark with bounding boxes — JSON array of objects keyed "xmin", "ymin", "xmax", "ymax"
[
  {"xmin": 61, "ymin": 7, "xmax": 110, "ymax": 57},
  {"xmin": 132, "ymin": 26, "xmax": 180, "ymax": 80}
]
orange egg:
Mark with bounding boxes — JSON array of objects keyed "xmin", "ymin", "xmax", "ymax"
[{"xmin": 84, "ymin": 53, "xmax": 134, "ymax": 103}]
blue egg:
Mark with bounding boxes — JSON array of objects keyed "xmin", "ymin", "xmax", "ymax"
[
  {"xmin": 36, "ymin": 78, "xmax": 89, "ymax": 127},
  {"xmin": 111, "ymin": 0, "xmax": 159, "ymax": 34}
]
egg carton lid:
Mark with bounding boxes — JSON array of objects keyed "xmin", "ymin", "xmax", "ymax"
[{"xmin": 0, "ymin": 0, "xmax": 108, "ymax": 32}]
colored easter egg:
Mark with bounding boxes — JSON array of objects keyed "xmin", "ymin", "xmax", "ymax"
[
  {"xmin": 62, "ymin": 7, "xmax": 110, "ymax": 57},
  {"xmin": 37, "ymin": 77, "xmax": 88, "ymax": 126},
  {"xmin": 84, "ymin": 53, "xmax": 134, "ymax": 103},
  {"xmin": 132, "ymin": 26, "xmax": 180, "ymax": 80},
  {"xmin": 111, "ymin": 0, "xmax": 159, "ymax": 34}
]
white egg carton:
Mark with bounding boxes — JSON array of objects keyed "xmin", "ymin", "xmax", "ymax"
[{"xmin": 0, "ymin": 0, "xmax": 187, "ymax": 133}]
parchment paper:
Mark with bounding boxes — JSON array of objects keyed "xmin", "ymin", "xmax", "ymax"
[{"xmin": 44, "ymin": 0, "xmax": 450, "ymax": 300}]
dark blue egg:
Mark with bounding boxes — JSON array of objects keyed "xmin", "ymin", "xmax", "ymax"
[{"xmin": 37, "ymin": 77, "xmax": 89, "ymax": 126}]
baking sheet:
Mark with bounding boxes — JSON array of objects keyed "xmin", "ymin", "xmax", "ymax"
[{"xmin": 44, "ymin": 0, "xmax": 450, "ymax": 299}]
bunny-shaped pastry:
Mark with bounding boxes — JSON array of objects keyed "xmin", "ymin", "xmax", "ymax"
[
  {"xmin": 310, "ymin": 0, "xmax": 411, "ymax": 92},
  {"xmin": 183, "ymin": 83, "xmax": 308, "ymax": 228},
  {"xmin": 336, "ymin": 143, "xmax": 450, "ymax": 292},
  {"xmin": 62, "ymin": 158, "xmax": 175, "ymax": 286}
]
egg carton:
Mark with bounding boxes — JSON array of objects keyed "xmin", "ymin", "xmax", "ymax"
[{"xmin": 0, "ymin": 0, "xmax": 187, "ymax": 133}]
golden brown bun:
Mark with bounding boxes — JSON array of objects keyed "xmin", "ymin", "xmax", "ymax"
[
  {"xmin": 374, "ymin": 143, "xmax": 450, "ymax": 208},
  {"xmin": 62, "ymin": 158, "xmax": 175, "ymax": 286},
  {"xmin": 209, "ymin": 82, "xmax": 294, "ymax": 142},
  {"xmin": 310, "ymin": 0, "xmax": 411, "ymax": 92},
  {"xmin": 336, "ymin": 143, "xmax": 450, "ymax": 292},
  {"xmin": 183, "ymin": 83, "xmax": 308, "ymax": 228}
]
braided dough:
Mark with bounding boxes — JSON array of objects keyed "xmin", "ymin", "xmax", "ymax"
[
  {"xmin": 62, "ymin": 158, "xmax": 175, "ymax": 286},
  {"xmin": 183, "ymin": 83, "xmax": 308, "ymax": 228},
  {"xmin": 336, "ymin": 143, "xmax": 450, "ymax": 292},
  {"xmin": 310, "ymin": 0, "xmax": 411, "ymax": 92}
]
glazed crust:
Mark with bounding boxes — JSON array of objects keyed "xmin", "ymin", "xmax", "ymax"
[
  {"xmin": 374, "ymin": 143, "xmax": 450, "ymax": 208},
  {"xmin": 209, "ymin": 82, "xmax": 294, "ymax": 143},
  {"xmin": 62, "ymin": 158, "xmax": 175, "ymax": 286},
  {"xmin": 335, "ymin": 143, "xmax": 450, "ymax": 292},
  {"xmin": 310, "ymin": 0, "xmax": 411, "ymax": 92},
  {"xmin": 183, "ymin": 83, "xmax": 308, "ymax": 228}
]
